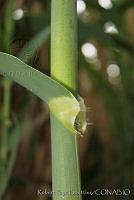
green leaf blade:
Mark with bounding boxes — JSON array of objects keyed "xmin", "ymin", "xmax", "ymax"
[{"xmin": 0, "ymin": 52, "xmax": 82, "ymax": 134}]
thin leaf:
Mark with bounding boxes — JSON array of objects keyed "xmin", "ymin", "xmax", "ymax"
[
  {"xmin": 0, "ymin": 120, "xmax": 27, "ymax": 199},
  {"xmin": 18, "ymin": 26, "xmax": 50, "ymax": 63},
  {"xmin": 4, "ymin": 0, "xmax": 15, "ymax": 50}
]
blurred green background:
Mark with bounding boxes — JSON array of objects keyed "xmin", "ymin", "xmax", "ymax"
[{"xmin": 0, "ymin": 0, "xmax": 134, "ymax": 199}]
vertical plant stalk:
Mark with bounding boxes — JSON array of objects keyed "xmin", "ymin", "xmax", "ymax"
[
  {"xmin": 1, "ymin": 79, "xmax": 12, "ymax": 161},
  {"xmin": 0, "ymin": 71, "xmax": 12, "ymax": 199},
  {"xmin": 0, "ymin": 0, "xmax": 14, "ymax": 197},
  {"xmin": 51, "ymin": 1, "xmax": 82, "ymax": 200}
]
